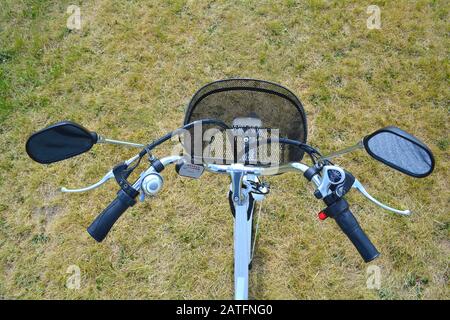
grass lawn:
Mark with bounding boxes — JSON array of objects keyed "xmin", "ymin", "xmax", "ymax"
[{"xmin": 0, "ymin": 0, "xmax": 448, "ymax": 299}]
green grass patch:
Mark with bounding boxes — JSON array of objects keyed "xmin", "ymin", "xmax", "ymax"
[{"xmin": 0, "ymin": 0, "xmax": 448, "ymax": 299}]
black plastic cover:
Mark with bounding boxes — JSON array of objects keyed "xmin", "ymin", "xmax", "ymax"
[{"xmin": 26, "ymin": 121, "xmax": 97, "ymax": 164}]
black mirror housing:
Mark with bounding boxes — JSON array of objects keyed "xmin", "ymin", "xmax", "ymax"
[
  {"xmin": 363, "ymin": 126, "xmax": 435, "ymax": 178},
  {"xmin": 26, "ymin": 121, "xmax": 98, "ymax": 164}
]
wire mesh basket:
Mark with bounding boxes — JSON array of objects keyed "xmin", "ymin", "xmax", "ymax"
[{"xmin": 183, "ymin": 79, "xmax": 308, "ymax": 166}]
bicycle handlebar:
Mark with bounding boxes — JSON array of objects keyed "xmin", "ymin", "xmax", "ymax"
[{"xmin": 85, "ymin": 156, "xmax": 380, "ymax": 262}]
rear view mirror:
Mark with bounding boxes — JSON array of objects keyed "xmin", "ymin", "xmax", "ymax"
[
  {"xmin": 363, "ymin": 126, "xmax": 435, "ymax": 178},
  {"xmin": 26, "ymin": 121, "xmax": 98, "ymax": 164}
]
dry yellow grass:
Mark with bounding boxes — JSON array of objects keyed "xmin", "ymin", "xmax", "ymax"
[{"xmin": 0, "ymin": 0, "xmax": 448, "ymax": 299}]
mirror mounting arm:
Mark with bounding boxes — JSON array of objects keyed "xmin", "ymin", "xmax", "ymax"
[
  {"xmin": 96, "ymin": 135, "xmax": 145, "ymax": 148},
  {"xmin": 319, "ymin": 140, "xmax": 364, "ymax": 162}
]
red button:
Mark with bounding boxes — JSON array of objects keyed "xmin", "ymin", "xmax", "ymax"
[{"xmin": 318, "ymin": 212, "xmax": 328, "ymax": 220}]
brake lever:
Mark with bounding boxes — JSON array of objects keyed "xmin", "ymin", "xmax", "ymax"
[
  {"xmin": 352, "ymin": 179, "xmax": 411, "ymax": 216},
  {"xmin": 60, "ymin": 154, "xmax": 140, "ymax": 193}
]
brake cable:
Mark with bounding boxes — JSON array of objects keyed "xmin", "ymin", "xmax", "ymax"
[
  {"xmin": 123, "ymin": 120, "xmax": 321, "ymax": 179},
  {"xmin": 267, "ymin": 137, "xmax": 322, "ymax": 164},
  {"xmin": 138, "ymin": 118, "xmax": 230, "ymax": 158},
  {"xmin": 251, "ymin": 200, "xmax": 263, "ymax": 260},
  {"xmin": 121, "ymin": 119, "xmax": 231, "ymax": 177}
]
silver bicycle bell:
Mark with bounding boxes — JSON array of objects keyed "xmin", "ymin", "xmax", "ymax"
[{"xmin": 141, "ymin": 173, "xmax": 163, "ymax": 196}]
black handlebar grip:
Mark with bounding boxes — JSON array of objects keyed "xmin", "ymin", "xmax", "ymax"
[
  {"xmin": 325, "ymin": 198, "xmax": 380, "ymax": 262},
  {"xmin": 87, "ymin": 190, "xmax": 137, "ymax": 242}
]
